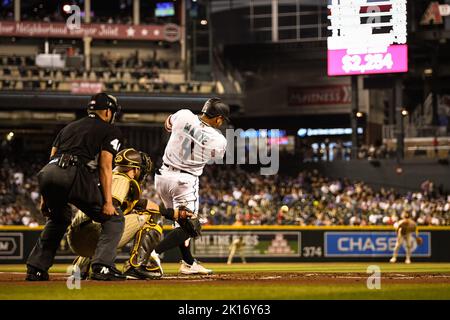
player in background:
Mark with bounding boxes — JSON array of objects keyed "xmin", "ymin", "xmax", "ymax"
[
  {"xmin": 227, "ymin": 236, "xmax": 246, "ymax": 265},
  {"xmin": 390, "ymin": 211, "xmax": 422, "ymax": 264},
  {"xmin": 151, "ymin": 98, "xmax": 229, "ymax": 275}
]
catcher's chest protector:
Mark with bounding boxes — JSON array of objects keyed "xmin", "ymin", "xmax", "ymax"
[{"xmin": 112, "ymin": 172, "xmax": 142, "ymax": 215}]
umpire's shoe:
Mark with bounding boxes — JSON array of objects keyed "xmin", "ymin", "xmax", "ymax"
[
  {"xmin": 90, "ymin": 264, "xmax": 126, "ymax": 281},
  {"xmin": 25, "ymin": 265, "xmax": 49, "ymax": 281}
]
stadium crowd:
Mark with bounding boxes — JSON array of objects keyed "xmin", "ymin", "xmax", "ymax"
[
  {"xmin": 190, "ymin": 166, "xmax": 449, "ymax": 226},
  {"xmin": 1, "ymin": 158, "xmax": 449, "ymax": 226},
  {"xmin": 129, "ymin": 164, "xmax": 450, "ymax": 226},
  {"xmin": 0, "ymin": 158, "xmax": 40, "ymax": 226}
]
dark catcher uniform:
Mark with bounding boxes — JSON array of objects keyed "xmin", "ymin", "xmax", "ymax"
[{"xmin": 26, "ymin": 93, "xmax": 124, "ymax": 280}]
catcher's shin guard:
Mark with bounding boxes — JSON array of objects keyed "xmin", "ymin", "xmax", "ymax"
[{"xmin": 128, "ymin": 215, "xmax": 163, "ymax": 274}]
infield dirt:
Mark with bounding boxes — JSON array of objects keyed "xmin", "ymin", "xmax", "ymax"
[{"xmin": 1, "ymin": 271, "xmax": 450, "ymax": 285}]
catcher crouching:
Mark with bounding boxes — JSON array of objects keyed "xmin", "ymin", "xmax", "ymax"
[{"xmin": 66, "ymin": 148, "xmax": 192, "ymax": 280}]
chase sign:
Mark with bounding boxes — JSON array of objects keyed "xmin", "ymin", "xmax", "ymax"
[{"xmin": 324, "ymin": 232, "xmax": 431, "ymax": 257}]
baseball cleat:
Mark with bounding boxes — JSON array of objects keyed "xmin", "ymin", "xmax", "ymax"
[
  {"xmin": 25, "ymin": 265, "xmax": 49, "ymax": 281},
  {"xmin": 405, "ymin": 258, "xmax": 411, "ymax": 264},
  {"xmin": 138, "ymin": 266, "xmax": 163, "ymax": 280},
  {"xmin": 123, "ymin": 266, "xmax": 162, "ymax": 280},
  {"xmin": 179, "ymin": 260, "xmax": 213, "ymax": 275},
  {"xmin": 389, "ymin": 257, "xmax": 397, "ymax": 263},
  {"xmin": 90, "ymin": 264, "xmax": 126, "ymax": 281},
  {"xmin": 123, "ymin": 266, "xmax": 146, "ymax": 280}
]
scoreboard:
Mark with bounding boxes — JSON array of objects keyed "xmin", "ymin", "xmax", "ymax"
[{"xmin": 327, "ymin": 0, "xmax": 408, "ymax": 76}]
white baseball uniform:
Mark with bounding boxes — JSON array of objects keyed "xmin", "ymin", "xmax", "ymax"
[{"xmin": 155, "ymin": 109, "xmax": 227, "ymax": 214}]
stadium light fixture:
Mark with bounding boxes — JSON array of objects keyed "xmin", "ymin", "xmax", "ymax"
[
  {"xmin": 200, "ymin": 19, "xmax": 208, "ymax": 26},
  {"xmin": 6, "ymin": 131, "xmax": 14, "ymax": 141},
  {"xmin": 63, "ymin": 4, "xmax": 71, "ymax": 13},
  {"xmin": 401, "ymin": 109, "xmax": 408, "ymax": 116},
  {"xmin": 356, "ymin": 112, "xmax": 363, "ymax": 118}
]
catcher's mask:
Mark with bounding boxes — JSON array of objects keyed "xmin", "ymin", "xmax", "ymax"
[
  {"xmin": 138, "ymin": 151, "xmax": 153, "ymax": 183},
  {"xmin": 114, "ymin": 148, "xmax": 152, "ymax": 183}
]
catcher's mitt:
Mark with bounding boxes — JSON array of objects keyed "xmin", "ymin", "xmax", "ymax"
[
  {"xmin": 177, "ymin": 206, "xmax": 201, "ymax": 238},
  {"xmin": 416, "ymin": 236, "xmax": 423, "ymax": 246}
]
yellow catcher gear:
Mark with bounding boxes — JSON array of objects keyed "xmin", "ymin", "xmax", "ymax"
[{"xmin": 114, "ymin": 148, "xmax": 153, "ymax": 183}]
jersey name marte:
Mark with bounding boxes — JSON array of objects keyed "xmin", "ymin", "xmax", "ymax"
[{"xmin": 163, "ymin": 109, "xmax": 227, "ymax": 176}]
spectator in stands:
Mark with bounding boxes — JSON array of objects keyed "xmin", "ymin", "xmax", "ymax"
[
  {"xmin": 334, "ymin": 141, "xmax": 344, "ymax": 160},
  {"xmin": 433, "ymin": 136, "xmax": 439, "ymax": 157},
  {"xmin": 0, "ymin": 156, "xmax": 43, "ymax": 226},
  {"xmin": 138, "ymin": 74, "xmax": 151, "ymax": 91}
]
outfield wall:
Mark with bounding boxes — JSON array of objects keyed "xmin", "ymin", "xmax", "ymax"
[{"xmin": 0, "ymin": 226, "xmax": 449, "ymax": 264}]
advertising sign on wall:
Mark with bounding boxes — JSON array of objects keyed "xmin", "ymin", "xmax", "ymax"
[
  {"xmin": 0, "ymin": 233, "xmax": 23, "ymax": 260},
  {"xmin": 192, "ymin": 231, "xmax": 301, "ymax": 258},
  {"xmin": 1, "ymin": 227, "xmax": 448, "ymax": 264},
  {"xmin": 0, "ymin": 21, "xmax": 180, "ymax": 42},
  {"xmin": 287, "ymin": 85, "xmax": 351, "ymax": 107},
  {"xmin": 324, "ymin": 232, "xmax": 431, "ymax": 257}
]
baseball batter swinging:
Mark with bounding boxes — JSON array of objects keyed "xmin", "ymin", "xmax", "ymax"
[{"xmin": 152, "ymin": 97, "xmax": 229, "ymax": 275}]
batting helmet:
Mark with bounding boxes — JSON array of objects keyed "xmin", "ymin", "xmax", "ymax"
[{"xmin": 201, "ymin": 97, "xmax": 230, "ymax": 123}]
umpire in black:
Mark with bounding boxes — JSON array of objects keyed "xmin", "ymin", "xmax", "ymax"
[{"xmin": 26, "ymin": 93, "xmax": 126, "ymax": 281}]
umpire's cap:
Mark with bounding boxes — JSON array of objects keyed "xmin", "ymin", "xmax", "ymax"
[
  {"xmin": 201, "ymin": 97, "xmax": 230, "ymax": 123},
  {"xmin": 88, "ymin": 92, "xmax": 121, "ymax": 113}
]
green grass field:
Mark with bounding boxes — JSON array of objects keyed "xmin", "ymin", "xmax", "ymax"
[{"xmin": 1, "ymin": 263, "xmax": 449, "ymax": 300}]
